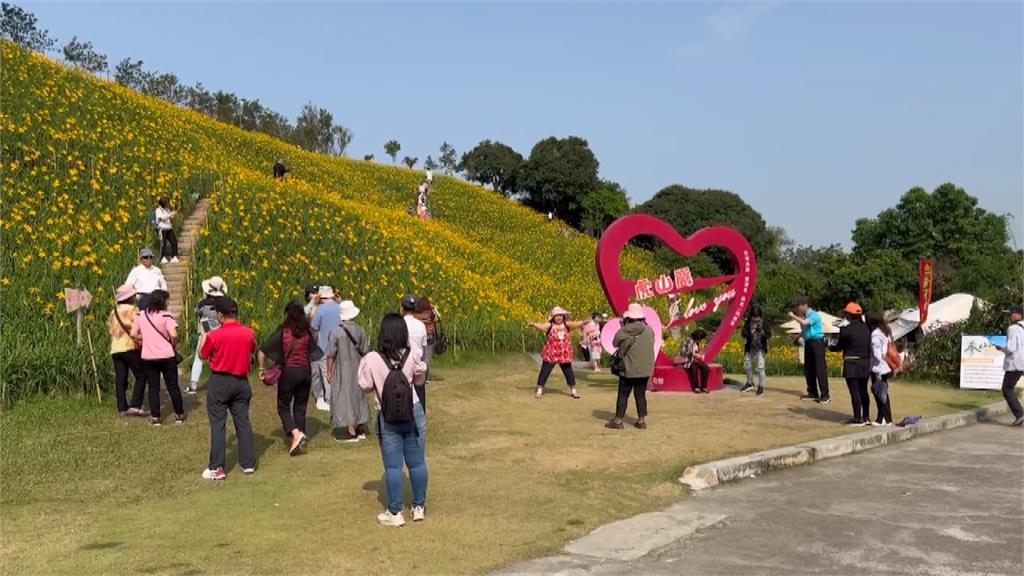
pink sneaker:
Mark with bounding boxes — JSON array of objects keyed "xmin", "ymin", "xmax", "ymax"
[{"xmin": 201, "ymin": 467, "xmax": 226, "ymax": 481}]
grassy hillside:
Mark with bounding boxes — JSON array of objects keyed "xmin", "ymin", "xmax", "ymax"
[{"xmin": 0, "ymin": 42, "xmax": 655, "ymax": 403}]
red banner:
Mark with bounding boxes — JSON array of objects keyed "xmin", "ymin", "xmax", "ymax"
[{"xmin": 918, "ymin": 259, "xmax": 933, "ymax": 324}]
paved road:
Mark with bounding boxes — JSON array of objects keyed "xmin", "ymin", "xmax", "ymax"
[{"xmin": 497, "ymin": 419, "xmax": 1024, "ymax": 575}]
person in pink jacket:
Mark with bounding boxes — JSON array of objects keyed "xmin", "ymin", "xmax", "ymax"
[{"xmin": 358, "ymin": 313, "xmax": 428, "ymax": 527}]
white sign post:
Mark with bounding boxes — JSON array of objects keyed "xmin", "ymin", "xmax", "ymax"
[{"xmin": 959, "ymin": 335, "xmax": 1006, "ymax": 390}]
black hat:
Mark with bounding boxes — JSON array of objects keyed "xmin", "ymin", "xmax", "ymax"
[
  {"xmin": 214, "ymin": 297, "xmax": 239, "ymax": 316},
  {"xmin": 305, "ymin": 284, "xmax": 319, "ymax": 295},
  {"xmin": 401, "ymin": 294, "xmax": 417, "ymax": 311},
  {"xmin": 1009, "ymin": 305, "xmax": 1024, "ymax": 316}
]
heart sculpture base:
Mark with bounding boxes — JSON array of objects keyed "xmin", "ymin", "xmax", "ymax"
[{"xmin": 649, "ymin": 364, "xmax": 724, "ymax": 393}]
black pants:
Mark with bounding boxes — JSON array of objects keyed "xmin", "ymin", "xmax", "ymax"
[
  {"xmin": 537, "ymin": 361, "xmax": 576, "ymax": 389},
  {"xmin": 207, "ymin": 373, "xmax": 255, "ymax": 471},
  {"xmin": 142, "ymin": 357, "xmax": 184, "ymax": 418},
  {"xmin": 414, "ymin": 384, "xmax": 426, "ymax": 411},
  {"xmin": 616, "ymin": 376, "xmax": 649, "ymax": 418},
  {"xmin": 871, "ymin": 373, "xmax": 894, "ymax": 424},
  {"xmin": 159, "ymin": 228, "xmax": 178, "ymax": 259},
  {"xmin": 803, "ymin": 339, "xmax": 830, "ymax": 399},
  {"xmin": 112, "ymin": 350, "xmax": 146, "ymax": 413},
  {"xmin": 277, "ymin": 365, "xmax": 311, "ymax": 435},
  {"xmin": 1001, "ymin": 370, "xmax": 1023, "ymax": 419},
  {"xmin": 845, "ymin": 377, "xmax": 871, "ymax": 422},
  {"xmin": 687, "ymin": 361, "xmax": 710, "ymax": 391}
]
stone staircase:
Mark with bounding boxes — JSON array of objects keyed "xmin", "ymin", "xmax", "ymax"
[{"xmin": 162, "ymin": 198, "xmax": 209, "ymax": 323}]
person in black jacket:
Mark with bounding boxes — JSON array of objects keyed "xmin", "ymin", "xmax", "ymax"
[
  {"xmin": 829, "ymin": 302, "xmax": 872, "ymax": 425},
  {"xmin": 741, "ymin": 306, "xmax": 771, "ymax": 394}
]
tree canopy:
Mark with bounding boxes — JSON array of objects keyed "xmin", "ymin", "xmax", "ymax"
[
  {"xmin": 384, "ymin": 140, "xmax": 401, "ymax": 163},
  {"xmin": 0, "ymin": 3, "xmax": 53, "ymax": 52},
  {"xmin": 459, "ymin": 140, "xmax": 523, "ymax": 197},
  {"xmin": 635, "ymin": 185, "xmax": 777, "ymax": 270},
  {"xmin": 517, "ymin": 136, "xmax": 600, "ymax": 227},
  {"xmin": 580, "ymin": 180, "xmax": 629, "ymax": 237},
  {"xmin": 62, "ymin": 36, "xmax": 107, "ymax": 73}
]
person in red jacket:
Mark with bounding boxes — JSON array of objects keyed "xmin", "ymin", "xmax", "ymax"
[{"xmin": 197, "ymin": 297, "xmax": 257, "ymax": 480}]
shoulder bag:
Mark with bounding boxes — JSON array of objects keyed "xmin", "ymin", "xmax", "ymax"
[{"xmin": 262, "ymin": 331, "xmax": 299, "ymax": 386}]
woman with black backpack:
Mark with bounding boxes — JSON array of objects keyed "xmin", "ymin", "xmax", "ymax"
[{"xmin": 358, "ymin": 313, "xmax": 428, "ymax": 527}]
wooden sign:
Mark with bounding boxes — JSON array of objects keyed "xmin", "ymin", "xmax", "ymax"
[{"xmin": 64, "ymin": 288, "xmax": 93, "ymax": 313}]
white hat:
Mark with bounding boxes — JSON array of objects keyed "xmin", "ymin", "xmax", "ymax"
[
  {"xmin": 548, "ymin": 306, "xmax": 570, "ymax": 321},
  {"xmin": 339, "ymin": 300, "xmax": 360, "ymax": 321},
  {"xmin": 623, "ymin": 303, "xmax": 646, "ymax": 320},
  {"xmin": 201, "ymin": 276, "xmax": 228, "ymax": 297},
  {"xmin": 318, "ymin": 285, "xmax": 335, "ymax": 299}
]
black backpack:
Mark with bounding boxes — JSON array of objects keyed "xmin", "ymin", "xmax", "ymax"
[{"xmin": 377, "ymin": 349, "xmax": 414, "ymax": 424}]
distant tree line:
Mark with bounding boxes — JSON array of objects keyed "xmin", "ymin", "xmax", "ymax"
[{"xmin": 1, "ymin": 2, "xmax": 353, "ymax": 156}]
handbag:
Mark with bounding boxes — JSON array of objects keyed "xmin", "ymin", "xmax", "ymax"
[
  {"xmin": 262, "ymin": 332, "xmax": 298, "ymax": 386},
  {"xmin": 432, "ymin": 320, "xmax": 449, "ymax": 356},
  {"xmin": 144, "ymin": 311, "xmax": 183, "ymax": 364},
  {"xmin": 611, "ymin": 335, "xmax": 638, "ymax": 377}
]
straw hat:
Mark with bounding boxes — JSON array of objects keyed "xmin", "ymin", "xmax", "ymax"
[
  {"xmin": 339, "ymin": 300, "xmax": 360, "ymax": 321},
  {"xmin": 201, "ymin": 276, "xmax": 228, "ymax": 297},
  {"xmin": 548, "ymin": 306, "xmax": 570, "ymax": 321},
  {"xmin": 318, "ymin": 285, "xmax": 336, "ymax": 300},
  {"xmin": 115, "ymin": 284, "xmax": 136, "ymax": 303},
  {"xmin": 623, "ymin": 303, "xmax": 646, "ymax": 320}
]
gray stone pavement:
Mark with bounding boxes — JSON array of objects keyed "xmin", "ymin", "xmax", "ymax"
[{"xmin": 496, "ymin": 418, "xmax": 1024, "ymax": 575}]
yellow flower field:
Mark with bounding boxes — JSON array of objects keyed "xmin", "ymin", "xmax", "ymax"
[{"xmin": 0, "ymin": 41, "xmax": 656, "ymax": 402}]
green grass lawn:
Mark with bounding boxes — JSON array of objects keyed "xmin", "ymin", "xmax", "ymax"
[{"xmin": 0, "ymin": 355, "xmax": 1002, "ymax": 575}]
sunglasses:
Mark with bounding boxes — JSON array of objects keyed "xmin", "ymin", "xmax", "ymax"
[{"xmin": 141, "ymin": 256, "xmax": 153, "ymax": 260}]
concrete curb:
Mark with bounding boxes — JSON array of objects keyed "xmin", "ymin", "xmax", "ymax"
[{"xmin": 679, "ymin": 401, "xmax": 1011, "ymax": 490}]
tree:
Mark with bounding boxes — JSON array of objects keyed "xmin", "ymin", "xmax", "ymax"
[
  {"xmin": 517, "ymin": 135, "xmax": 600, "ymax": 226},
  {"xmin": 402, "ymin": 156, "xmax": 418, "ymax": 169},
  {"xmin": 635, "ymin": 185, "xmax": 778, "ymax": 270},
  {"xmin": 580, "ymin": 180, "xmax": 629, "ymax": 237},
  {"xmin": 258, "ymin": 109, "xmax": 294, "ymax": 141},
  {"xmin": 384, "ymin": 140, "xmax": 401, "ymax": 163},
  {"xmin": 423, "ymin": 156, "xmax": 438, "ymax": 171},
  {"xmin": 439, "ymin": 141, "xmax": 458, "ymax": 175},
  {"xmin": 852, "ymin": 182, "xmax": 1018, "ymax": 300},
  {"xmin": 0, "ymin": 3, "xmax": 54, "ymax": 51},
  {"xmin": 113, "ymin": 58, "xmax": 151, "ymax": 91},
  {"xmin": 145, "ymin": 72, "xmax": 186, "ymax": 105},
  {"xmin": 61, "ymin": 36, "xmax": 106, "ymax": 73},
  {"xmin": 185, "ymin": 82, "xmax": 216, "ymax": 116},
  {"xmin": 293, "ymin": 102, "xmax": 334, "ymax": 153},
  {"xmin": 460, "ymin": 140, "xmax": 523, "ymax": 197},
  {"xmin": 331, "ymin": 125, "xmax": 352, "ymax": 156}
]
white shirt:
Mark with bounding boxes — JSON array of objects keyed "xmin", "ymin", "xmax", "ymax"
[
  {"xmin": 870, "ymin": 329, "xmax": 892, "ymax": 376},
  {"xmin": 126, "ymin": 264, "xmax": 167, "ymax": 294},
  {"xmin": 404, "ymin": 314, "xmax": 428, "ymax": 358},
  {"xmin": 155, "ymin": 206, "xmax": 173, "ymax": 231},
  {"xmin": 1003, "ymin": 322, "xmax": 1024, "ymax": 372}
]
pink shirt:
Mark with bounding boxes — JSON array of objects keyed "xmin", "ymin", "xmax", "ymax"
[
  {"xmin": 132, "ymin": 310, "xmax": 178, "ymax": 360},
  {"xmin": 358, "ymin": 349, "xmax": 426, "ymax": 406}
]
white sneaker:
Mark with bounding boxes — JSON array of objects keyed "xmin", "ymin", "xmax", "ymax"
[
  {"xmin": 242, "ymin": 467, "xmax": 255, "ymax": 474},
  {"xmin": 412, "ymin": 506, "xmax": 425, "ymax": 522},
  {"xmin": 878, "ymin": 420, "xmax": 893, "ymax": 427},
  {"xmin": 316, "ymin": 398, "xmax": 330, "ymax": 412},
  {"xmin": 171, "ymin": 257, "xmax": 179, "ymax": 263},
  {"xmin": 377, "ymin": 510, "xmax": 406, "ymax": 527},
  {"xmin": 201, "ymin": 467, "xmax": 226, "ymax": 481},
  {"xmin": 160, "ymin": 257, "xmax": 169, "ymax": 264}
]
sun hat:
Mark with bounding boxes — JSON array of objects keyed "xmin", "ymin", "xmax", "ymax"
[
  {"xmin": 115, "ymin": 284, "xmax": 136, "ymax": 303},
  {"xmin": 623, "ymin": 303, "xmax": 646, "ymax": 320},
  {"xmin": 339, "ymin": 300, "xmax": 360, "ymax": 321},
  {"xmin": 548, "ymin": 306, "xmax": 570, "ymax": 321},
  {"xmin": 318, "ymin": 285, "xmax": 336, "ymax": 300},
  {"xmin": 201, "ymin": 276, "xmax": 228, "ymax": 297},
  {"xmin": 843, "ymin": 301, "xmax": 863, "ymax": 315},
  {"xmin": 139, "ymin": 247, "xmax": 155, "ymax": 258},
  {"xmin": 401, "ymin": 294, "xmax": 418, "ymax": 311}
]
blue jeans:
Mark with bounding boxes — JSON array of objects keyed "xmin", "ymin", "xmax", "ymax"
[
  {"xmin": 189, "ymin": 338, "xmax": 204, "ymax": 385},
  {"xmin": 378, "ymin": 403, "xmax": 427, "ymax": 514}
]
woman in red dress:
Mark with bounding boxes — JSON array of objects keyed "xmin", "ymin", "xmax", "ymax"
[{"xmin": 527, "ymin": 307, "xmax": 586, "ymax": 399}]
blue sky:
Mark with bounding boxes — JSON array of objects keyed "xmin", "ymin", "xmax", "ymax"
[{"xmin": 28, "ymin": 1, "xmax": 1023, "ymax": 247}]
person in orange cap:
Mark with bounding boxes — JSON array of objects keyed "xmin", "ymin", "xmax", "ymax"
[
  {"xmin": 527, "ymin": 307, "xmax": 586, "ymax": 399},
  {"xmin": 829, "ymin": 301, "xmax": 872, "ymax": 425}
]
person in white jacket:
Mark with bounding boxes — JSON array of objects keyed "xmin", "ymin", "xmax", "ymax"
[
  {"xmin": 866, "ymin": 311, "xmax": 894, "ymax": 426},
  {"xmin": 993, "ymin": 306, "xmax": 1024, "ymax": 426},
  {"xmin": 125, "ymin": 248, "xmax": 167, "ymax": 310}
]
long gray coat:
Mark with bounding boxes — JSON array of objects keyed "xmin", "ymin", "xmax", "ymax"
[{"xmin": 325, "ymin": 321, "xmax": 371, "ymax": 429}]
